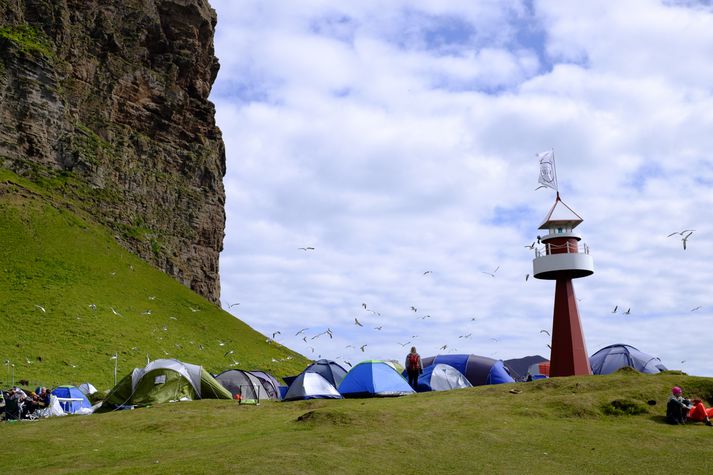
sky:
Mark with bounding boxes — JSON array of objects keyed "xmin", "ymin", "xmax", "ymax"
[{"xmin": 208, "ymin": 0, "xmax": 713, "ymax": 377}]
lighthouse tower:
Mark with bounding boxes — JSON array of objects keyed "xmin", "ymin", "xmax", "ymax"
[{"xmin": 533, "ymin": 193, "xmax": 594, "ymax": 377}]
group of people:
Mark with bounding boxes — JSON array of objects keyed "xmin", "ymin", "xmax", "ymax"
[
  {"xmin": 666, "ymin": 386, "xmax": 713, "ymax": 426},
  {"xmin": 1, "ymin": 386, "xmax": 52, "ymax": 420}
]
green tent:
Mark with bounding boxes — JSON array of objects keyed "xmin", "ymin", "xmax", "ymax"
[{"xmin": 98, "ymin": 359, "xmax": 232, "ymax": 411}]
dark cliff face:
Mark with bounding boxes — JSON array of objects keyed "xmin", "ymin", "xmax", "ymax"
[{"xmin": 0, "ymin": 0, "xmax": 226, "ymax": 303}]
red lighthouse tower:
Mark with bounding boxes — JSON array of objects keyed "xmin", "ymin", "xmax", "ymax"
[{"xmin": 533, "ymin": 193, "xmax": 594, "ymax": 377}]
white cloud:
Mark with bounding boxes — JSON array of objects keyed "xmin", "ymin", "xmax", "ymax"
[{"xmin": 211, "ymin": 0, "xmax": 713, "ymax": 377}]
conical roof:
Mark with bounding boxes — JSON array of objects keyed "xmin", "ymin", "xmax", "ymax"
[{"xmin": 538, "ymin": 194, "xmax": 583, "ymax": 230}]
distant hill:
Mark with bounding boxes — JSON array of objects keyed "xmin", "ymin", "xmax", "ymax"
[{"xmin": 0, "ymin": 169, "xmax": 308, "ymax": 389}]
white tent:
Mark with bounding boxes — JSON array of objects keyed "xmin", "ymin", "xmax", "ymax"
[
  {"xmin": 418, "ymin": 364, "xmax": 472, "ymax": 391},
  {"xmin": 78, "ymin": 382, "xmax": 97, "ymax": 395}
]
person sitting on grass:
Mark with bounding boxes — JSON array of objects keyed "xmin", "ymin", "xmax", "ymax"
[{"xmin": 667, "ymin": 386, "xmax": 713, "ymax": 426}]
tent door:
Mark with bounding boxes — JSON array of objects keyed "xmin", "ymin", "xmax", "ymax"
[{"xmin": 238, "ymin": 385, "xmax": 260, "ymax": 405}]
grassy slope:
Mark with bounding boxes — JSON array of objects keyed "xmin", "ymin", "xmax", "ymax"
[
  {"xmin": 0, "ymin": 168, "xmax": 309, "ymax": 389},
  {"xmin": 2, "ymin": 371, "xmax": 713, "ymax": 473}
]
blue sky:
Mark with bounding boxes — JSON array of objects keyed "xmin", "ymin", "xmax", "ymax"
[{"xmin": 210, "ymin": 0, "xmax": 713, "ymax": 376}]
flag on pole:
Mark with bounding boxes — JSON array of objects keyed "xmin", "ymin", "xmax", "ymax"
[{"xmin": 537, "ymin": 150, "xmax": 558, "ymax": 191}]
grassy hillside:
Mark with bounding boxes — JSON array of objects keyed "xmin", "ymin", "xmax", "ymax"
[
  {"xmin": 0, "ymin": 167, "xmax": 309, "ymax": 389},
  {"xmin": 1, "ymin": 370, "xmax": 712, "ymax": 472}
]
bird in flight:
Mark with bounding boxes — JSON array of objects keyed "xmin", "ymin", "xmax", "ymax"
[
  {"xmin": 440, "ymin": 344, "xmax": 448, "ymax": 350},
  {"xmin": 302, "ymin": 336, "xmax": 307, "ymax": 342},
  {"xmin": 398, "ymin": 341, "xmax": 411, "ymax": 347},
  {"xmin": 681, "ymin": 231, "xmax": 694, "ymax": 250},
  {"xmin": 612, "ymin": 305, "xmax": 618, "ymax": 314},
  {"xmin": 539, "ymin": 329, "xmax": 550, "ymax": 336},
  {"xmin": 295, "ymin": 328, "xmax": 309, "ymax": 336},
  {"xmin": 374, "ymin": 326, "xmax": 383, "ymax": 331},
  {"xmin": 298, "ymin": 247, "xmax": 315, "ymax": 251},
  {"xmin": 624, "ymin": 308, "xmax": 631, "ymax": 315},
  {"xmin": 35, "ymin": 305, "xmax": 46, "ymax": 313},
  {"xmin": 547, "ymin": 344, "xmax": 552, "ymax": 349},
  {"xmin": 423, "ymin": 271, "xmax": 432, "ymax": 276},
  {"xmin": 525, "ymin": 274, "xmax": 530, "ymax": 282},
  {"xmin": 111, "ymin": 307, "xmax": 122, "ymax": 317},
  {"xmin": 345, "ymin": 361, "xmax": 353, "ymax": 368},
  {"xmin": 410, "ymin": 306, "xmax": 417, "ymax": 312},
  {"xmin": 470, "ymin": 316, "xmax": 477, "ymax": 321},
  {"xmin": 419, "ymin": 315, "xmax": 431, "ymax": 320},
  {"xmin": 227, "ymin": 302, "xmax": 240, "ymax": 308},
  {"xmin": 272, "ymin": 331, "xmax": 281, "ymax": 339},
  {"xmin": 354, "ymin": 318, "xmax": 363, "ymax": 327},
  {"xmin": 224, "ymin": 349, "xmax": 234, "ymax": 357},
  {"xmin": 189, "ymin": 306, "xmax": 200, "ymax": 312},
  {"xmin": 524, "ymin": 242, "xmax": 536, "ymax": 249},
  {"xmin": 360, "ymin": 344, "xmax": 367, "ymax": 352},
  {"xmin": 482, "ymin": 266, "xmax": 499, "ymax": 277},
  {"xmin": 458, "ymin": 333, "xmax": 472, "ymax": 339},
  {"xmin": 691, "ymin": 306, "xmax": 702, "ymax": 312},
  {"xmin": 490, "ymin": 338, "xmax": 499, "ymax": 342},
  {"xmin": 667, "ymin": 229, "xmax": 694, "ymax": 237}
]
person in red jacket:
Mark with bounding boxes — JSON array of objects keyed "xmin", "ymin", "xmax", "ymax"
[{"xmin": 405, "ymin": 347, "xmax": 423, "ymax": 389}]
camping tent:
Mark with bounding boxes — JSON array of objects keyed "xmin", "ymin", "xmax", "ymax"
[
  {"xmin": 78, "ymin": 382, "xmax": 97, "ymax": 395},
  {"xmin": 303, "ymin": 359, "xmax": 348, "ymax": 388},
  {"xmin": 99, "ymin": 359, "xmax": 232, "ymax": 411},
  {"xmin": 51, "ymin": 385, "xmax": 92, "ymax": 414},
  {"xmin": 505, "ymin": 355, "xmax": 549, "ymax": 381},
  {"xmin": 338, "ymin": 360, "xmax": 415, "ymax": 397},
  {"xmin": 590, "ymin": 344, "xmax": 668, "ymax": 375},
  {"xmin": 214, "ymin": 370, "xmax": 275, "ymax": 401},
  {"xmin": 416, "ymin": 364, "xmax": 472, "ymax": 392},
  {"xmin": 527, "ymin": 361, "xmax": 550, "ymax": 379},
  {"xmin": 421, "ymin": 354, "xmax": 515, "ymax": 386},
  {"xmin": 246, "ymin": 371, "xmax": 282, "ymax": 400},
  {"xmin": 283, "ymin": 372, "xmax": 343, "ymax": 401}
]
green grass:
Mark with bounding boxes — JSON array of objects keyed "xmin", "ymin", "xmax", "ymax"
[
  {"xmin": 0, "ymin": 168, "xmax": 309, "ymax": 389},
  {"xmin": 1, "ymin": 371, "xmax": 712, "ymax": 473}
]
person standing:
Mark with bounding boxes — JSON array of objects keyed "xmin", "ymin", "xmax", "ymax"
[{"xmin": 405, "ymin": 347, "xmax": 423, "ymax": 389}]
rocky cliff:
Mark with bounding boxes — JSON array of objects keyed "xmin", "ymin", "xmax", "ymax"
[{"xmin": 0, "ymin": 0, "xmax": 225, "ymax": 303}]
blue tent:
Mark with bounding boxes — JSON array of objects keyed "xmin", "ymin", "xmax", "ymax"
[
  {"xmin": 51, "ymin": 385, "xmax": 92, "ymax": 413},
  {"xmin": 421, "ymin": 354, "xmax": 514, "ymax": 386},
  {"xmin": 338, "ymin": 360, "xmax": 415, "ymax": 397},
  {"xmin": 590, "ymin": 344, "xmax": 667, "ymax": 375},
  {"xmin": 416, "ymin": 363, "xmax": 472, "ymax": 392}
]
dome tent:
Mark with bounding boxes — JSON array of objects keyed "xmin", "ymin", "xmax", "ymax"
[
  {"xmin": 303, "ymin": 359, "xmax": 348, "ymax": 388},
  {"xmin": 338, "ymin": 360, "xmax": 414, "ymax": 398},
  {"xmin": 416, "ymin": 363, "xmax": 472, "ymax": 392},
  {"xmin": 421, "ymin": 354, "xmax": 514, "ymax": 386},
  {"xmin": 51, "ymin": 385, "xmax": 92, "ymax": 414},
  {"xmin": 590, "ymin": 344, "xmax": 667, "ymax": 375},
  {"xmin": 214, "ymin": 369, "xmax": 275, "ymax": 401},
  {"xmin": 98, "ymin": 359, "xmax": 232, "ymax": 411},
  {"xmin": 283, "ymin": 372, "xmax": 343, "ymax": 401}
]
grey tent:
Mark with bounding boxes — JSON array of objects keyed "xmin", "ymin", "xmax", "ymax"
[
  {"xmin": 246, "ymin": 371, "xmax": 282, "ymax": 400},
  {"xmin": 214, "ymin": 370, "xmax": 275, "ymax": 401},
  {"xmin": 303, "ymin": 359, "xmax": 348, "ymax": 387},
  {"xmin": 590, "ymin": 343, "xmax": 667, "ymax": 375},
  {"xmin": 416, "ymin": 364, "xmax": 472, "ymax": 392},
  {"xmin": 283, "ymin": 372, "xmax": 343, "ymax": 401}
]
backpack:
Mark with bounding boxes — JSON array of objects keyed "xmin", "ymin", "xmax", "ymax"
[{"xmin": 407, "ymin": 353, "xmax": 420, "ymax": 370}]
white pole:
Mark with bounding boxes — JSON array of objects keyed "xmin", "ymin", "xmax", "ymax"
[{"xmin": 113, "ymin": 354, "xmax": 118, "ymax": 386}]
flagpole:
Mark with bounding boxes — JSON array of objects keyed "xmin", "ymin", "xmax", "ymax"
[{"xmin": 551, "ymin": 147, "xmax": 560, "ymax": 199}]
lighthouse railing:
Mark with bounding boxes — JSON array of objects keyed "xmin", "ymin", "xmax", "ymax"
[{"xmin": 535, "ymin": 242, "xmax": 590, "ymax": 257}]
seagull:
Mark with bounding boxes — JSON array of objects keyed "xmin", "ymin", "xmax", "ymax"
[
  {"xmin": 354, "ymin": 318, "xmax": 363, "ymax": 327},
  {"xmin": 229, "ymin": 360, "xmax": 240, "ymax": 367},
  {"xmin": 440, "ymin": 345, "xmax": 448, "ymax": 350},
  {"xmin": 88, "ymin": 304, "xmax": 96, "ymax": 311},
  {"xmin": 35, "ymin": 305, "xmax": 46, "ymax": 313},
  {"xmin": 309, "ymin": 347, "xmax": 315, "ymax": 353},
  {"xmin": 346, "ymin": 344, "xmax": 354, "ymax": 349},
  {"xmin": 326, "ymin": 328, "xmax": 333, "ymax": 339},
  {"xmin": 667, "ymin": 229, "xmax": 695, "ymax": 237},
  {"xmin": 298, "ymin": 247, "xmax": 315, "ymax": 251},
  {"xmin": 169, "ymin": 316, "xmax": 177, "ymax": 320},
  {"xmin": 224, "ymin": 349, "xmax": 234, "ymax": 357},
  {"xmin": 410, "ymin": 306, "xmax": 417, "ymax": 312},
  {"xmin": 148, "ymin": 295, "xmax": 156, "ymax": 300},
  {"xmin": 539, "ymin": 329, "xmax": 550, "ymax": 336},
  {"xmin": 612, "ymin": 306, "xmax": 618, "ymax": 314},
  {"xmin": 295, "ymin": 328, "xmax": 309, "ymax": 336},
  {"xmin": 162, "ymin": 326, "xmax": 168, "ymax": 331},
  {"xmin": 470, "ymin": 316, "xmax": 477, "ymax": 321},
  {"xmin": 218, "ymin": 340, "xmax": 225, "ymax": 347},
  {"xmin": 691, "ymin": 306, "xmax": 702, "ymax": 312},
  {"xmin": 227, "ymin": 302, "xmax": 240, "ymax": 308},
  {"xmin": 272, "ymin": 331, "xmax": 281, "ymax": 339},
  {"xmin": 524, "ymin": 242, "xmax": 536, "ymax": 249},
  {"xmin": 142, "ymin": 310, "xmax": 152, "ymax": 315},
  {"xmin": 362, "ymin": 303, "xmax": 367, "ymax": 309},
  {"xmin": 198, "ymin": 344, "xmax": 204, "ymax": 351},
  {"xmin": 360, "ymin": 344, "xmax": 367, "ymax": 352},
  {"xmin": 189, "ymin": 306, "xmax": 200, "ymax": 312},
  {"xmin": 624, "ymin": 308, "xmax": 631, "ymax": 315},
  {"xmin": 547, "ymin": 344, "xmax": 552, "ymax": 349},
  {"xmin": 458, "ymin": 333, "xmax": 472, "ymax": 339},
  {"xmin": 302, "ymin": 336, "xmax": 307, "ymax": 342},
  {"xmin": 111, "ymin": 307, "xmax": 122, "ymax": 317},
  {"xmin": 481, "ymin": 266, "xmax": 499, "ymax": 277},
  {"xmin": 490, "ymin": 338, "xmax": 499, "ymax": 342},
  {"xmin": 374, "ymin": 326, "xmax": 383, "ymax": 331},
  {"xmin": 525, "ymin": 274, "xmax": 530, "ymax": 282},
  {"xmin": 423, "ymin": 271, "xmax": 432, "ymax": 276},
  {"xmin": 398, "ymin": 341, "xmax": 411, "ymax": 347},
  {"xmin": 345, "ymin": 361, "xmax": 353, "ymax": 368},
  {"xmin": 682, "ymin": 231, "xmax": 693, "ymax": 250}
]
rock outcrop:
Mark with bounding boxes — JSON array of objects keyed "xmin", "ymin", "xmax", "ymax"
[{"xmin": 0, "ymin": 0, "xmax": 226, "ymax": 302}]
